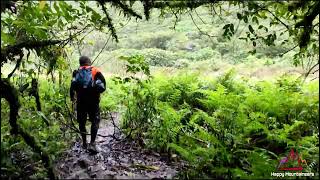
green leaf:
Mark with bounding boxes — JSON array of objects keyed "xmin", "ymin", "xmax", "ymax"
[
  {"xmin": 37, "ymin": 111, "xmax": 49, "ymax": 124},
  {"xmin": 239, "ymin": 37, "xmax": 248, "ymax": 42},
  {"xmin": 243, "ymin": 15, "xmax": 248, "ymax": 23},
  {"xmin": 263, "ymin": 27, "xmax": 268, "ymax": 32},
  {"xmin": 258, "ymin": 11, "xmax": 267, "ymax": 19},
  {"xmin": 230, "ymin": 24, "xmax": 234, "ymax": 34},
  {"xmin": 1, "ymin": 31, "xmax": 15, "ymax": 45},
  {"xmin": 222, "ymin": 24, "xmax": 230, "ymax": 29},
  {"xmin": 248, "ymin": 25, "xmax": 255, "ymax": 34},
  {"xmin": 58, "ymin": 19, "xmax": 64, "ymax": 29},
  {"xmin": 252, "ymin": 16, "xmax": 259, "ymax": 24},
  {"xmin": 91, "ymin": 10, "xmax": 101, "ymax": 22},
  {"xmin": 237, "ymin": 13, "xmax": 242, "ymax": 20},
  {"xmin": 53, "ymin": 2, "xmax": 60, "ymax": 14},
  {"xmin": 85, "ymin": 6, "xmax": 93, "ymax": 12}
]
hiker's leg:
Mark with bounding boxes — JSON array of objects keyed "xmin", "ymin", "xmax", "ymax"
[
  {"xmin": 89, "ymin": 104, "xmax": 100, "ymax": 144},
  {"xmin": 77, "ymin": 103, "xmax": 87, "ymax": 147}
]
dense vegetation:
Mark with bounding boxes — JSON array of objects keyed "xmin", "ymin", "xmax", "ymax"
[
  {"xmin": 120, "ymin": 71, "xmax": 319, "ymax": 178},
  {"xmin": 1, "ymin": 0, "xmax": 319, "ymax": 179}
]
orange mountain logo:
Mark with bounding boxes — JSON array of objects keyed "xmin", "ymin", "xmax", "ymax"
[{"xmin": 277, "ymin": 148, "xmax": 308, "ymax": 171}]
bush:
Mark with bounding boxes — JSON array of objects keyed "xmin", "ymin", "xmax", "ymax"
[
  {"xmin": 174, "ymin": 59, "xmax": 190, "ymax": 68},
  {"xmin": 1, "ymin": 78, "xmax": 72, "ymax": 179},
  {"xmin": 120, "ymin": 72, "xmax": 319, "ymax": 179},
  {"xmin": 141, "ymin": 48, "xmax": 179, "ymax": 67},
  {"xmin": 183, "ymin": 47, "xmax": 220, "ymax": 61},
  {"xmin": 119, "ymin": 31, "xmax": 176, "ymax": 50}
]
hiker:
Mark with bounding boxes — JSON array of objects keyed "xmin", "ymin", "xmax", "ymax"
[{"xmin": 70, "ymin": 56, "xmax": 106, "ymax": 153}]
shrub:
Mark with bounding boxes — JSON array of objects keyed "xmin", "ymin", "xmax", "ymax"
[
  {"xmin": 120, "ymin": 72, "xmax": 319, "ymax": 179},
  {"xmin": 142, "ymin": 48, "xmax": 179, "ymax": 67},
  {"xmin": 174, "ymin": 59, "xmax": 190, "ymax": 68},
  {"xmin": 183, "ymin": 47, "xmax": 220, "ymax": 61}
]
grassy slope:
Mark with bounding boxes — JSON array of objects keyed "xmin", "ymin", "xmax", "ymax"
[{"xmin": 73, "ymin": 3, "xmax": 313, "ymax": 81}]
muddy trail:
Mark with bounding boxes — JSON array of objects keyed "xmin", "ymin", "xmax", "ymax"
[{"xmin": 54, "ymin": 113, "xmax": 186, "ymax": 179}]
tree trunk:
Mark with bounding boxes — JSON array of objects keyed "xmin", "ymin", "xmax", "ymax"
[{"xmin": 0, "ymin": 78, "xmax": 55, "ymax": 179}]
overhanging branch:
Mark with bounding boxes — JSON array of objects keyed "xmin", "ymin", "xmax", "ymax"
[
  {"xmin": 109, "ymin": 0, "xmax": 142, "ymax": 19},
  {"xmin": 7, "ymin": 49, "xmax": 24, "ymax": 78},
  {"xmin": 98, "ymin": 0, "xmax": 119, "ymax": 42},
  {"xmin": 188, "ymin": 10, "xmax": 217, "ymax": 38},
  {"xmin": 1, "ymin": 39, "xmax": 63, "ymax": 65}
]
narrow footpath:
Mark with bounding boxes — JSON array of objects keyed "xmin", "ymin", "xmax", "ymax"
[{"xmin": 54, "ymin": 113, "xmax": 185, "ymax": 179}]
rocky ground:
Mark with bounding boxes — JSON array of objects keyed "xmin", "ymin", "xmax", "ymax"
[{"xmin": 54, "ymin": 113, "xmax": 185, "ymax": 179}]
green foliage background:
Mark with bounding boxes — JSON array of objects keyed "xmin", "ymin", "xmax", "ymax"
[
  {"xmin": 1, "ymin": 0, "xmax": 319, "ymax": 179},
  {"xmin": 120, "ymin": 71, "xmax": 319, "ymax": 178}
]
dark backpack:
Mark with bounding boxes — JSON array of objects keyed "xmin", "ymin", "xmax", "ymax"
[{"xmin": 74, "ymin": 67, "xmax": 94, "ymax": 89}]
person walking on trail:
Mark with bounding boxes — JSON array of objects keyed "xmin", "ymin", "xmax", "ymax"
[{"xmin": 70, "ymin": 56, "xmax": 106, "ymax": 153}]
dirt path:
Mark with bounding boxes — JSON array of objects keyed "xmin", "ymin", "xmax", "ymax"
[{"xmin": 54, "ymin": 113, "xmax": 184, "ymax": 179}]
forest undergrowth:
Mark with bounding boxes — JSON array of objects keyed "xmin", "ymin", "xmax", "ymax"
[
  {"xmin": 1, "ymin": 1, "xmax": 319, "ymax": 179},
  {"xmin": 120, "ymin": 70, "xmax": 319, "ymax": 179},
  {"xmin": 1, "ymin": 67, "xmax": 319, "ymax": 179}
]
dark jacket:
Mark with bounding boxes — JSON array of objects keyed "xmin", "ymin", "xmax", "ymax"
[{"xmin": 70, "ymin": 67, "xmax": 106, "ymax": 103}]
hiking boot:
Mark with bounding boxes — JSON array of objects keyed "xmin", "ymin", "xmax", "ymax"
[{"xmin": 88, "ymin": 142, "xmax": 98, "ymax": 153}]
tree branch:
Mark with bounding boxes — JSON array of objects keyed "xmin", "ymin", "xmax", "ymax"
[
  {"xmin": 109, "ymin": 0, "xmax": 142, "ymax": 19},
  {"xmin": 7, "ymin": 50, "xmax": 24, "ymax": 78},
  {"xmin": 255, "ymin": 4, "xmax": 290, "ymax": 30},
  {"xmin": 152, "ymin": 0, "xmax": 214, "ymax": 10},
  {"xmin": 98, "ymin": 0, "xmax": 119, "ymax": 42},
  {"xmin": 143, "ymin": 0, "xmax": 151, "ymax": 20},
  {"xmin": 92, "ymin": 34, "xmax": 112, "ymax": 64},
  {"xmin": 1, "ymin": 39, "xmax": 62, "ymax": 66},
  {"xmin": 194, "ymin": 9, "xmax": 207, "ymax": 24},
  {"xmin": 280, "ymin": 44, "xmax": 299, "ymax": 57},
  {"xmin": 304, "ymin": 62, "xmax": 319, "ymax": 78},
  {"xmin": 188, "ymin": 10, "xmax": 217, "ymax": 39}
]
